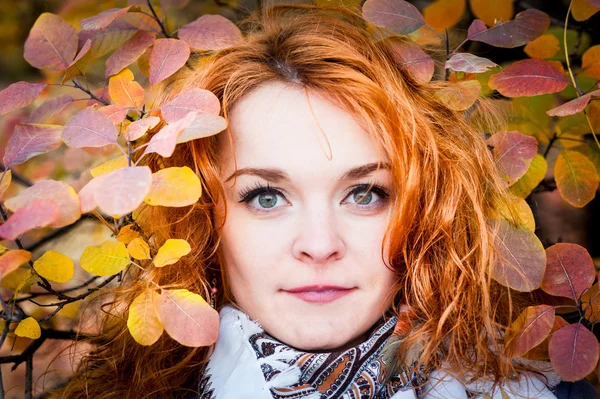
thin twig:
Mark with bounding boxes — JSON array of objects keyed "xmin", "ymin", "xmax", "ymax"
[{"xmin": 147, "ymin": 0, "xmax": 171, "ymax": 38}]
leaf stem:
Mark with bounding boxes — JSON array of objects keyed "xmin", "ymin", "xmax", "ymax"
[
  {"xmin": 563, "ymin": 1, "xmax": 580, "ymax": 95},
  {"xmin": 71, "ymin": 80, "xmax": 108, "ymax": 106},
  {"xmin": 147, "ymin": 0, "xmax": 171, "ymax": 38}
]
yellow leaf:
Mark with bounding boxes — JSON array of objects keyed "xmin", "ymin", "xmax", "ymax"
[
  {"xmin": 80, "ymin": 240, "xmax": 130, "ymax": 276},
  {"xmin": 91, "ymin": 155, "xmax": 129, "ymax": 178},
  {"xmin": 497, "ymin": 197, "xmax": 536, "ymax": 232},
  {"xmin": 0, "ymin": 250, "xmax": 32, "ymax": 281},
  {"xmin": 57, "ymin": 302, "xmax": 80, "ymax": 319},
  {"xmin": 572, "ymin": 0, "xmax": 600, "ymax": 22},
  {"xmin": 127, "ymin": 289, "xmax": 164, "ymax": 345},
  {"xmin": 33, "ymin": 250, "xmax": 74, "ymax": 283},
  {"xmin": 434, "ymin": 80, "xmax": 480, "ymax": 111},
  {"xmin": 127, "ymin": 237, "xmax": 151, "ymax": 260},
  {"xmin": 423, "ymin": 0, "xmax": 466, "ymax": 31},
  {"xmin": 144, "ymin": 166, "xmax": 202, "ymax": 207},
  {"xmin": 0, "ymin": 170, "xmax": 12, "ymax": 199},
  {"xmin": 1, "ymin": 268, "xmax": 33, "ymax": 293},
  {"xmin": 153, "ymin": 239, "xmax": 191, "ymax": 267},
  {"xmin": 108, "ymin": 68, "xmax": 145, "ymax": 109},
  {"xmin": 510, "ymin": 154, "xmax": 548, "ymax": 199},
  {"xmin": 582, "ymin": 45, "xmax": 600, "ymax": 79},
  {"xmin": 524, "ymin": 35, "xmax": 560, "ymax": 59},
  {"xmin": 554, "ymin": 150, "xmax": 599, "ymax": 208},
  {"xmin": 468, "ymin": 0, "xmax": 514, "ymax": 26},
  {"xmin": 0, "ymin": 244, "xmax": 9, "ymax": 256},
  {"xmin": 117, "ymin": 224, "xmax": 140, "ymax": 244},
  {"xmin": 14, "ymin": 317, "xmax": 41, "ymax": 339}
]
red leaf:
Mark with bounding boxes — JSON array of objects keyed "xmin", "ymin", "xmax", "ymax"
[
  {"xmin": 490, "ymin": 219, "xmax": 546, "ymax": 292},
  {"xmin": 467, "ymin": 9, "xmax": 550, "ymax": 48},
  {"xmin": 0, "ymin": 199, "xmax": 59, "ymax": 240},
  {"xmin": 547, "ymin": 89, "xmax": 600, "ymax": 117},
  {"xmin": 63, "ymin": 108, "xmax": 119, "ymax": 148},
  {"xmin": 4, "ymin": 180, "xmax": 81, "ymax": 228},
  {"xmin": 0, "ymin": 82, "xmax": 47, "ymax": 116},
  {"xmin": 549, "ymin": 323, "xmax": 599, "ymax": 381},
  {"xmin": 24, "ymin": 13, "xmax": 78, "ymax": 71},
  {"xmin": 105, "ymin": 31, "xmax": 156, "ymax": 78},
  {"xmin": 97, "ymin": 104, "xmax": 129, "ymax": 124},
  {"xmin": 488, "ymin": 59, "xmax": 569, "ymax": 97},
  {"xmin": 445, "ymin": 53, "xmax": 498, "ymax": 73},
  {"xmin": 362, "ymin": 0, "xmax": 425, "ymax": 35},
  {"xmin": 389, "ymin": 40, "xmax": 434, "ymax": 84},
  {"xmin": 26, "ymin": 94, "xmax": 73, "ymax": 123},
  {"xmin": 541, "ymin": 243, "xmax": 595, "ymax": 301},
  {"xmin": 487, "ymin": 131, "xmax": 538, "ymax": 185},
  {"xmin": 505, "ymin": 305, "xmax": 555, "ymax": 357},
  {"xmin": 160, "ymin": 88, "xmax": 220, "ymax": 123},
  {"xmin": 144, "ymin": 112, "xmax": 197, "ymax": 157},
  {"xmin": 149, "ymin": 39, "xmax": 190, "ymax": 85},
  {"xmin": 178, "ymin": 15, "xmax": 243, "ymax": 51},
  {"xmin": 3, "ymin": 124, "xmax": 63, "ymax": 168},
  {"xmin": 80, "ymin": 7, "xmax": 132, "ymax": 30}
]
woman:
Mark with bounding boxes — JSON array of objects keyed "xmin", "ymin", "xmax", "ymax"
[{"xmin": 49, "ymin": 4, "xmax": 578, "ymax": 399}]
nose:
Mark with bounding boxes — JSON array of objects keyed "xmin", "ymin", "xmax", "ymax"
[{"xmin": 291, "ymin": 202, "xmax": 346, "ymax": 264}]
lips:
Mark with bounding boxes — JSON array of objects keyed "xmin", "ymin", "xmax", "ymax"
[{"xmin": 283, "ymin": 285, "xmax": 356, "ymax": 303}]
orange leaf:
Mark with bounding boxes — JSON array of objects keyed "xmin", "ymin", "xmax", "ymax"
[
  {"xmin": 423, "ymin": 0, "xmax": 466, "ymax": 31},
  {"xmin": 434, "ymin": 80, "xmax": 480, "ymax": 111},
  {"xmin": 468, "ymin": 0, "xmax": 514, "ymax": 26},
  {"xmin": 524, "ymin": 35, "xmax": 560, "ymax": 59},
  {"xmin": 108, "ymin": 68, "xmax": 145, "ymax": 109},
  {"xmin": 554, "ymin": 150, "xmax": 599, "ymax": 208},
  {"xmin": 572, "ymin": 0, "xmax": 600, "ymax": 22},
  {"xmin": 582, "ymin": 45, "xmax": 600, "ymax": 79},
  {"xmin": 0, "ymin": 250, "xmax": 31, "ymax": 281}
]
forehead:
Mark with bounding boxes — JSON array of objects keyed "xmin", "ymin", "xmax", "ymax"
[{"xmin": 221, "ymin": 80, "xmax": 386, "ymax": 174}]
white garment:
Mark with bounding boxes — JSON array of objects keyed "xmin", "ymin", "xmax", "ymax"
[{"xmin": 200, "ymin": 306, "xmax": 560, "ymax": 399}]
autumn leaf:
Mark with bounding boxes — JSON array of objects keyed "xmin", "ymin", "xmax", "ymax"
[
  {"xmin": 80, "ymin": 240, "xmax": 130, "ymax": 276},
  {"xmin": 155, "ymin": 289, "xmax": 219, "ymax": 347},
  {"xmin": 389, "ymin": 40, "xmax": 434, "ymax": 84},
  {"xmin": 445, "ymin": 53, "xmax": 497, "ymax": 73},
  {"xmin": 2, "ymin": 124, "xmax": 63, "ymax": 168},
  {"xmin": 547, "ymin": 89, "xmax": 600, "ymax": 117},
  {"xmin": 487, "ymin": 131, "xmax": 538, "ymax": 186},
  {"xmin": 149, "ymin": 38, "xmax": 190, "ymax": 85},
  {"xmin": 541, "ymin": 243, "xmax": 595, "ymax": 302},
  {"xmin": 80, "ymin": 7, "xmax": 132, "ymax": 31},
  {"xmin": 178, "ymin": 14, "xmax": 243, "ymax": 51},
  {"xmin": 14, "ymin": 317, "xmax": 41, "ymax": 339},
  {"xmin": 153, "ymin": 239, "xmax": 191, "ymax": 267},
  {"xmin": 128, "ymin": 290, "xmax": 164, "ymax": 345},
  {"xmin": 423, "ymin": 0, "xmax": 466, "ymax": 32},
  {"xmin": 144, "ymin": 166, "xmax": 202, "ymax": 207},
  {"xmin": 117, "ymin": 224, "xmax": 140, "ymax": 244},
  {"xmin": 127, "ymin": 237, "xmax": 151, "ymax": 260},
  {"xmin": 143, "ymin": 112, "xmax": 198, "ymax": 157},
  {"xmin": 0, "ymin": 250, "xmax": 32, "ymax": 282},
  {"xmin": 466, "ymin": 9, "xmax": 550, "ymax": 48},
  {"xmin": 176, "ymin": 114, "xmax": 227, "ymax": 144},
  {"xmin": 582, "ymin": 45, "xmax": 600, "ymax": 78},
  {"xmin": 488, "ymin": 59, "xmax": 569, "ymax": 97},
  {"xmin": 90, "ymin": 155, "xmax": 129, "ymax": 178},
  {"xmin": 106, "ymin": 31, "xmax": 156, "ymax": 78},
  {"xmin": 160, "ymin": 88, "xmax": 220, "ymax": 123},
  {"xmin": 549, "ymin": 323, "xmax": 599, "ymax": 381},
  {"xmin": 63, "ymin": 107, "xmax": 119, "ymax": 148},
  {"xmin": 572, "ymin": 0, "xmax": 600, "ymax": 21},
  {"xmin": 509, "ymin": 154, "xmax": 547, "ymax": 198},
  {"xmin": 362, "ymin": 0, "xmax": 425, "ymax": 35},
  {"xmin": 468, "ymin": 0, "xmax": 514, "ymax": 26},
  {"xmin": 0, "ymin": 199, "xmax": 59, "ymax": 240},
  {"xmin": 124, "ymin": 116, "xmax": 160, "ymax": 141},
  {"xmin": 0, "ymin": 171, "xmax": 11, "ymax": 200},
  {"xmin": 33, "ymin": 250, "xmax": 75, "ymax": 283},
  {"xmin": 23, "ymin": 13, "xmax": 78, "ymax": 71},
  {"xmin": 505, "ymin": 305, "xmax": 554, "ymax": 357},
  {"xmin": 554, "ymin": 150, "xmax": 599, "ymax": 208},
  {"xmin": 62, "ymin": 39, "xmax": 92, "ymax": 84},
  {"xmin": 108, "ymin": 68, "xmax": 145, "ymax": 109},
  {"xmin": 26, "ymin": 94, "xmax": 73, "ymax": 124},
  {"xmin": 97, "ymin": 104, "xmax": 129, "ymax": 125},
  {"xmin": 435, "ymin": 80, "xmax": 480, "ymax": 111},
  {"xmin": 0, "ymin": 82, "xmax": 47, "ymax": 116}
]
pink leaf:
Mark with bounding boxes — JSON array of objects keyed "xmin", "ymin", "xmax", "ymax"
[
  {"xmin": 0, "ymin": 82, "xmax": 47, "ymax": 116},
  {"xmin": 24, "ymin": 13, "xmax": 78, "ymax": 71},
  {"xmin": 105, "ymin": 31, "xmax": 156, "ymax": 78},
  {"xmin": 80, "ymin": 166, "xmax": 152, "ymax": 216},
  {"xmin": 362, "ymin": 0, "xmax": 425, "ymax": 35},
  {"xmin": 467, "ymin": 9, "xmax": 550, "ymax": 48},
  {"xmin": 149, "ymin": 39, "xmax": 190, "ymax": 85},
  {"xmin": 4, "ymin": 180, "xmax": 81, "ymax": 228},
  {"xmin": 62, "ymin": 39, "xmax": 93, "ymax": 84},
  {"xmin": 155, "ymin": 289, "xmax": 219, "ymax": 347},
  {"xmin": 488, "ymin": 59, "xmax": 569, "ymax": 97},
  {"xmin": 505, "ymin": 305, "xmax": 555, "ymax": 357},
  {"xmin": 178, "ymin": 15, "xmax": 243, "ymax": 51},
  {"xmin": 587, "ymin": 0, "xmax": 600, "ymax": 6},
  {"xmin": 547, "ymin": 90, "xmax": 600, "ymax": 117},
  {"xmin": 160, "ymin": 88, "xmax": 220, "ymax": 123},
  {"xmin": 549, "ymin": 323, "xmax": 599, "ymax": 382},
  {"xmin": 144, "ymin": 112, "xmax": 197, "ymax": 157},
  {"xmin": 26, "ymin": 94, "xmax": 73, "ymax": 123},
  {"xmin": 3, "ymin": 124, "xmax": 63, "ymax": 168},
  {"xmin": 0, "ymin": 250, "xmax": 32, "ymax": 280},
  {"xmin": 541, "ymin": 243, "xmax": 596, "ymax": 302},
  {"xmin": 389, "ymin": 40, "xmax": 434, "ymax": 84},
  {"xmin": 176, "ymin": 114, "xmax": 227, "ymax": 144},
  {"xmin": 0, "ymin": 199, "xmax": 59, "ymax": 240},
  {"xmin": 63, "ymin": 107, "xmax": 119, "ymax": 148},
  {"xmin": 160, "ymin": 0, "xmax": 190, "ymax": 8},
  {"xmin": 124, "ymin": 116, "xmax": 161, "ymax": 141},
  {"xmin": 445, "ymin": 53, "xmax": 498, "ymax": 73},
  {"xmin": 487, "ymin": 131, "xmax": 538, "ymax": 185},
  {"xmin": 97, "ymin": 104, "xmax": 130, "ymax": 124},
  {"xmin": 80, "ymin": 7, "xmax": 132, "ymax": 30}
]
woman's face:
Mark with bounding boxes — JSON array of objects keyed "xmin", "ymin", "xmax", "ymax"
[{"xmin": 214, "ymin": 80, "xmax": 397, "ymax": 351}]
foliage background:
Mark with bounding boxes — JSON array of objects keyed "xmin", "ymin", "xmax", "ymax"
[{"xmin": 1, "ymin": 0, "xmax": 600, "ymax": 397}]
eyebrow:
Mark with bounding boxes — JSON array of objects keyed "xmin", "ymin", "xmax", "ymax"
[{"xmin": 224, "ymin": 162, "xmax": 391, "ymax": 183}]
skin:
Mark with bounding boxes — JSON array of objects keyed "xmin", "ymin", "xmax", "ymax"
[{"xmin": 214, "ymin": 80, "xmax": 397, "ymax": 352}]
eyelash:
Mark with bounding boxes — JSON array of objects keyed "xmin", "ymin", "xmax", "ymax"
[{"xmin": 237, "ymin": 181, "xmax": 390, "ymax": 212}]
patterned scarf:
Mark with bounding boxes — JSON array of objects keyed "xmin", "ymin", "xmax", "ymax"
[{"xmin": 197, "ymin": 305, "xmax": 427, "ymax": 399}]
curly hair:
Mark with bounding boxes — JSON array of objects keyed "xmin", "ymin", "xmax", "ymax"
[{"xmin": 48, "ymin": 3, "xmax": 531, "ymax": 398}]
